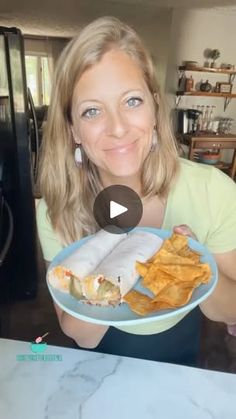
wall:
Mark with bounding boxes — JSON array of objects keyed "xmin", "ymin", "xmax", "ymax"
[
  {"xmin": 128, "ymin": 10, "xmax": 172, "ymax": 91},
  {"xmin": 0, "ymin": 4, "xmax": 173, "ymax": 91}
]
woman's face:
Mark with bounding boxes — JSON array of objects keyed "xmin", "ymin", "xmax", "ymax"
[{"xmin": 72, "ymin": 49, "xmax": 155, "ymax": 181}]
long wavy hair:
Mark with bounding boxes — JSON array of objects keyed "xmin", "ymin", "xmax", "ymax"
[{"xmin": 38, "ymin": 16, "xmax": 180, "ymax": 245}]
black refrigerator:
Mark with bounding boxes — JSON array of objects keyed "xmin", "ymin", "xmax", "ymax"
[{"xmin": 0, "ymin": 26, "xmax": 39, "ymax": 303}]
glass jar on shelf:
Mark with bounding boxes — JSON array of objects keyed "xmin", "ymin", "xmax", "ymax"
[
  {"xmin": 207, "ymin": 105, "xmax": 216, "ymax": 132},
  {"xmin": 224, "ymin": 118, "xmax": 234, "ymax": 134},
  {"xmin": 196, "ymin": 105, "xmax": 203, "ymax": 132},
  {"xmin": 185, "ymin": 75, "xmax": 194, "ymax": 92},
  {"xmin": 218, "ymin": 118, "xmax": 233, "ymax": 134},
  {"xmin": 202, "ymin": 105, "xmax": 210, "ymax": 131}
]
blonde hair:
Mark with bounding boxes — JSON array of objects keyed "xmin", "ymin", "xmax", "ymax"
[{"xmin": 38, "ymin": 16, "xmax": 179, "ymax": 245}]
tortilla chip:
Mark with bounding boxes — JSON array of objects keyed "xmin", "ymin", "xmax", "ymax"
[
  {"xmin": 150, "ymin": 248, "xmax": 197, "ymax": 266},
  {"xmin": 178, "ymin": 246, "xmax": 201, "ymax": 263},
  {"xmin": 135, "ymin": 261, "xmax": 151, "ymax": 277},
  {"xmin": 124, "ymin": 282, "xmax": 196, "ymax": 315},
  {"xmin": 151, "ymin": 282, "xmax": 196, "ymax": 307},
  {"xmin": 123, "ymin": 290, "xmax": 156, "ymax": 316},
  {"xmin": 148, "ymin": 234, "xmax": 201, "ymax": 264},
  {"xmin": 141, "ymin": 265, "xmax": 176, "ymax": 295},
  {"xmin": 124, "ymin": 233, "xmax": 212, "ymax": 316},
  {"xmin": 153, "ymin": 262, "xmax": 211, "ymax": 283}
]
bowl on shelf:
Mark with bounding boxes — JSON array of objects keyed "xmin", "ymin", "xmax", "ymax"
[
  {"xmin": 183, "ymin": 60, "xmax": 199, "ymax": 68},
  {"xmin": 199, "ymin": 151, "xmax": 220, "ymax": 165}
]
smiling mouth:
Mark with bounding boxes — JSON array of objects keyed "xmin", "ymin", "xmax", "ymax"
[{"xmin": 105, "ymin": 140, "xmax": 138, "ymax": 154}]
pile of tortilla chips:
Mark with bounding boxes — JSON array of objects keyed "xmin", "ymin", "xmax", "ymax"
[{"xmin": 123, "ymin": 233, "xmax": 211, "ymax": 316}]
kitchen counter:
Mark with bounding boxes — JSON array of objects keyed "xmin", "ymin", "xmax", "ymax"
[{"xmin": 0, "ymin": 338, "xmax": 235, "ymax": 419}]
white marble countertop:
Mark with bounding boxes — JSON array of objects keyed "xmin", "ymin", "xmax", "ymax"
[{"xmin": 0, "ymin": 338, "xmax": 236, "ymax": 419}]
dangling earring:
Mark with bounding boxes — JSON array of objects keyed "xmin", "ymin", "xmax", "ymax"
[
  {"xmin": 150, "ymin": 127, "xmax": 158, "ymax": 152},
  {"xmin": 74, "ymin": 144, "xmax": 83, "ymax": 166}
]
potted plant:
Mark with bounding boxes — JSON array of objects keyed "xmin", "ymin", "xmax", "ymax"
[
  {"xmin": 203, "ymin": 48, "xmax": 212, "ymax": 67},
  {"xmin": 210, "ymin": 49, "xmax": 220, "ymax": 68}
]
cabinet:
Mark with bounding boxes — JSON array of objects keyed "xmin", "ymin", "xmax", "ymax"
[
  {"xmin": 177, "ymin": 66, "xmax": 236, "ymax": 110},
  {"xmin": 181, "ymin": 133, "xmax": 236, "ymax": 179}
]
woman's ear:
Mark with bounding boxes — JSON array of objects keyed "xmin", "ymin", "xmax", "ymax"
[
  {"xmin": 70, "ymin": 125, "xmax": 81, "ymax": 145},
  {"xmin": 152, "ymin": 92, "xmax": 159, "ymax": 119},
  {"xmin": 153, "ymin": 92, "xmax": 159, "ymax": 106}
]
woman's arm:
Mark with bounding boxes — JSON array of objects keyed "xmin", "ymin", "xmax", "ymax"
[
  {"xmin": 38, "ymin": 201, "xmax": 109, "ymax": 348},
  {"xmin": 45, "ymin": 261, "xmax": 109, "ymax": 348},
  {"xmin": 199, "ymin": 250, "xmax": 236, "ymax": 324},
  {"xmin": 53, "ymin": 302, "xmax": 109, "ymax": 348},
  {"xmin": 174, "ymin": 225, "xmax": 236, "ymax": 324}
]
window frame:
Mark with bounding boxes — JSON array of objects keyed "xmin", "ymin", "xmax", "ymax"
[{"xmin": 25, "ymin": 52, "xmax": 51, "ymax": 106}]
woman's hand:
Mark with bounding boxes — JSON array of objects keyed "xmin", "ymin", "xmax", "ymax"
[
  {"xmin": 173, "ymin": 224, "xmax": 197, "ymax": 241},
  {"xmin": 227, "ymin": 324, "xmax": 236, "ymax": 337}
]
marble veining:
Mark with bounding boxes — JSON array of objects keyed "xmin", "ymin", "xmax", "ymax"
[
  {"xmin": 44, "ymin": 354, "xmax": 122, "ymax": 419},
  {"xmin": 0, "ymin": 338, "xmax": 236, "ymax": 419}
]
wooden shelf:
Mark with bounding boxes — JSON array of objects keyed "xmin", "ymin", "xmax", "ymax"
[
  {"xmin": 214, "ymin": 161, "xmax": 232, "ymax": 170},
  {"xmin": 179, "ymin": 66, "xmax": 236, "ymax": 75},
  {"xmin": 177, "ymin": 64, "xmax": 236, "ymax": 111},
  {"xmin": 193, "ymin": 159, "xmax": 231, "ymax": 170},
  {"xmin": 183, "ymin": 133, "xmax": 236, "ymax": 140},
  {"xmin": 176, "ymin": 91, "xmax": 236, "ymax": 97},
  {"xmin": 181, "ymin": 134, "xmax": 236, "ymax": 178}
]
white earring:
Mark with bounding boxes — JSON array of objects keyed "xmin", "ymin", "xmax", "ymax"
[
  {"xmin": 74, "ymin": 144, "xmax": 83, "ymax": 166},
  {"xmin": 150, "ymin": 128, "xmax": 158, "ymax": 152}
]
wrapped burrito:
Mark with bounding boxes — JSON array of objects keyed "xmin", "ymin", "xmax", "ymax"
[
  {"xmin": 48, "ymin": 229, "xmax": 163, "ymax": 306},
  {"xmin": 48, "ymin": 228, "xmax": 127, "ymax": 296}
]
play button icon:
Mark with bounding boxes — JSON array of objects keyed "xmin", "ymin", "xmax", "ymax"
[
  {"xmin": 93, "ymin": 185, "xmax": 143, "ymax": 234},
  {"xmin": 110, "ymin": 201, "xmax": 128, "ymax": 219}
]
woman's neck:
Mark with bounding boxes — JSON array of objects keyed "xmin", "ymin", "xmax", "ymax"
[{"xmin": 99, "ymin": 171, "xmax": 142, "ymax": 196}]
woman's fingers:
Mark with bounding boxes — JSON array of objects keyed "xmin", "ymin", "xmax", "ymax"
[
  {"xmin": 173, "ymin": 224, "xmax": 197, "ymax": 240},
  {"xmin": 227, "ymin": 324, "xmax": 236, "ymax": 337}
]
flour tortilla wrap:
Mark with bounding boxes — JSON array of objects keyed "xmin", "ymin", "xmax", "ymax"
[
  {"xmin": 48, "ymin": 228, "xmax": 127, "ymax": 292},
  {"xmin": 92, "ymin": 230, "xmax": 163, "ymax": 297},
  {"xmin": 48, "ymin": 230, "xmax": 163, "ymax": 306}
]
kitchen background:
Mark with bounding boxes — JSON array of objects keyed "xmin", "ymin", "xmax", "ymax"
[
  {"xmin": 0, "ymin": 0, "xmax": 236, "ymax": 372},
  {"xmin": 2, "ymin": 2, "xmax": 236, "ymax": 132}
]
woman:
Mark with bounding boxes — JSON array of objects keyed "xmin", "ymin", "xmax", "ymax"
[{"xmin": 37, "ymin": 16, "xmax": 236, "ymax": 366}]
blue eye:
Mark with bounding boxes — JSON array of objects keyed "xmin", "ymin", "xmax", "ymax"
[
  {"xmin": 82, "ymin": 108, "xmax": 100, "ymax": 119},
  {"xmin": 127, "ymin": 97, "xmax": 143, "ymax": 108}
]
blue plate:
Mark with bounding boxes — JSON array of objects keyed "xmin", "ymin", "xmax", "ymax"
[{"xmin": 47, "ymin": 227, "xmax": 218, "ymax": 329}]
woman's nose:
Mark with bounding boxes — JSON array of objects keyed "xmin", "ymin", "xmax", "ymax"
[{"xmin": 106, "ymin": 109, "xmax": 128, "ymax": 138}]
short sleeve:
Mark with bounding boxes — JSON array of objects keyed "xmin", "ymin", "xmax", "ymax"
[
  {"xmin": 205, "ymin": 168, "xmax": 236, "ymax": 253},
  {"xmin": 36, "ymin": 199, "xmax": 63, "ymax": 262}
]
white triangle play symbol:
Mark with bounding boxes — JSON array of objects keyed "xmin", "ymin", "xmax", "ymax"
[{"xmin": 110, "ymin": 200, "xmax": 128, "ymax": 219}]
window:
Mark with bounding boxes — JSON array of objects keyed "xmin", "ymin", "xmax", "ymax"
[{"xmin": 25, "ymin": 54, "xmax": 51, "ymax": 106}]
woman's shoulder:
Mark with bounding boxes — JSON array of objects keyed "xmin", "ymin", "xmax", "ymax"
[
  {"xmin": 36, "ymin": 198, "xmax": 50, "ymax": 227},
  {"xmin": 36, "ymin": 198, "xmax": 64, "ymax": 262},
  {"xmin": 179, "ymin": 157, "xmax": 215, "ymax": 178},
  {"xmin": 36, "ymin": 197, "xmax": 48, "ymax": 213},
  {"xmin": 178, "ymin": 157, "xmax": 236, "ymax": 190},
  {"xmin": 171, "ymin": 159, "xmax": 236, "ymax": 253}
]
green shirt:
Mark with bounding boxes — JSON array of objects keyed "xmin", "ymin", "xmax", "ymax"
[{"xmin": 36, "ymin": 158, "xmax": 236, "ymax": 262}]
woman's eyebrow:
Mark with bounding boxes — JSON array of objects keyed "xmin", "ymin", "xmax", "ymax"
[
  {"xmin": 121, "ymin": 88, "xmax": 144, "ymax": 96},
  {"xmin": 77, "ymin": 88, "xmax": 145, "ymax": 107},
  {"xmin": 77, "ymin": 99, "xmax": 101, "ymax": 106}
]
